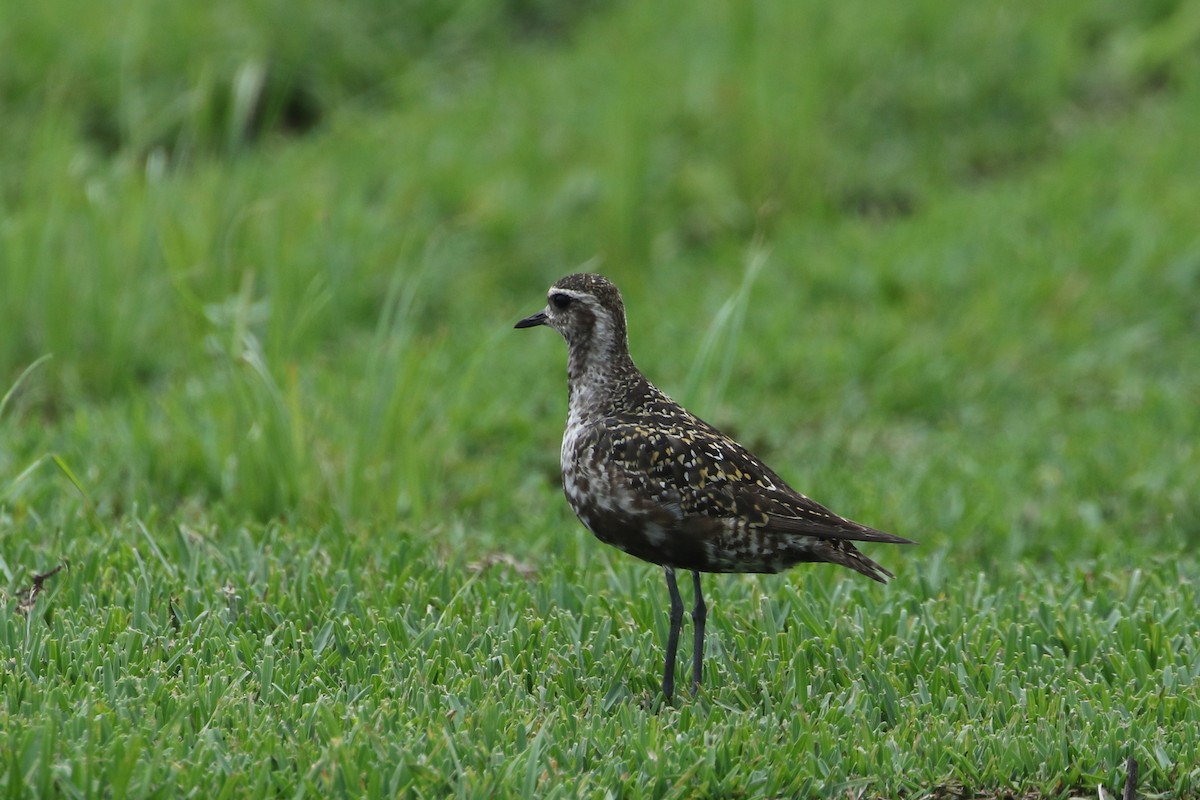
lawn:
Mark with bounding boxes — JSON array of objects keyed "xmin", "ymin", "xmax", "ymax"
[{"xmin": 2, "ymin": 0, "xmax": 1199, "ymax": 797}]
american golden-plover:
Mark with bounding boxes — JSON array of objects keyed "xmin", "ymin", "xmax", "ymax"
[{"xmin": 516, "ymin": 273, "xmax": 913, "ymax": 699}]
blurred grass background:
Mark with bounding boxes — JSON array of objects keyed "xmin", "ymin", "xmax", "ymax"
[{"xmin": 2, "ymin": 0, "xmax": 1199, "ymax": 796}]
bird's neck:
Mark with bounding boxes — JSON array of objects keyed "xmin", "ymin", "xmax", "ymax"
[{"xmin": 565, "ymin": 341, "xmax": 637, "ymax": 419}]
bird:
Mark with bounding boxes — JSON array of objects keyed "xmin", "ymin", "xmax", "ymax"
[{"xmin": 515, "ymin": 272, "xmax": 914, "ymax": 699}]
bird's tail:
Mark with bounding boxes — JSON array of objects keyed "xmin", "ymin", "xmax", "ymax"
[{"xmin": 825, "ymin": 542, "xmax": 896, "ymax": 584}]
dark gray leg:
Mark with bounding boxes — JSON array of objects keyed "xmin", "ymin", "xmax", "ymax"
[
  {"xmin": 690, "ymin": 570, "xmax": 706, "ymax": 694},
  {"xmin": 662, "ymin": 567, "xmax": 684, "ymax": 699}
]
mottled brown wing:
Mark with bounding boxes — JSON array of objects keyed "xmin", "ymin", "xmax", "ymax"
[{"xmin": 602, "ymin": 420, "xmax": 913, "ymax": 545}]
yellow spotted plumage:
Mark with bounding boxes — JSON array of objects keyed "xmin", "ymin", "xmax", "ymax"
[{"xmin": 516, "ymin": 272, "xmax": 914, "ymax": 698}]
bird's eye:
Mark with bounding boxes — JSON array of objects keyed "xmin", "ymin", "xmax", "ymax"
[{"xmin": 549, "ymin": 293, "xmax": 573, "ymax": 310}]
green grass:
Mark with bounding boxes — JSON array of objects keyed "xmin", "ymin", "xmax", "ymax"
[{"xmin": 2, "ymin": 0, "xmax": 1200, "ymax": 796}]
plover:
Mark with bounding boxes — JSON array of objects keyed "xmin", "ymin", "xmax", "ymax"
[{"xmin": 516, "ymin": 272, "xmax": 913, "ymax": 699}]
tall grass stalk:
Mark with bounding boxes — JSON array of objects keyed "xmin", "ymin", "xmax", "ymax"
[{"xmin": 684, "ymin": 241, "xmax": 769, "ymax": 412}]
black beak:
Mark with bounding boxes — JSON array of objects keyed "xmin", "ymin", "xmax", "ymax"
[{"xmin": 514, "ymin": 310, "xmax": 548, "ymax": 329}]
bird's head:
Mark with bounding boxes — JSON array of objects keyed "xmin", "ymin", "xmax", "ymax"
[{"xmin": 515, "ymin": 273, "xmax": 629, "ymax": 357}]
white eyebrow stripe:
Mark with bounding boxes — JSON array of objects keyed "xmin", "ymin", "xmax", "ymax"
[{"xmin": 548, "ymin": 288, "xmax": 593, "ymax": 302}]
